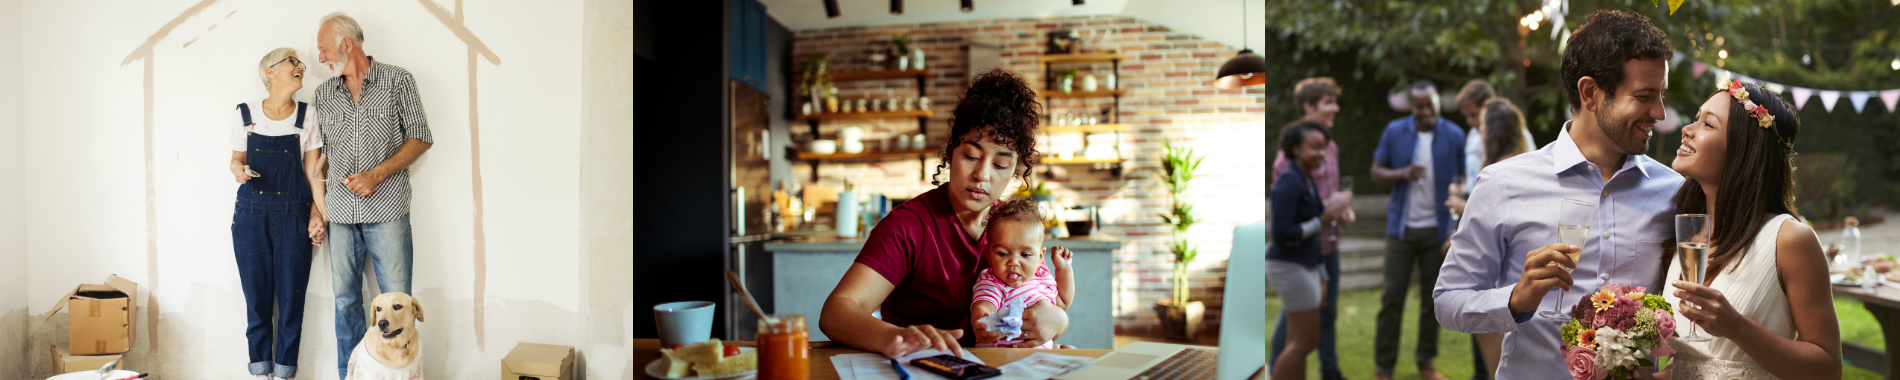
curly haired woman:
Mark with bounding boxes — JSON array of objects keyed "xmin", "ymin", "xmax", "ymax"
[{"xmin": 818, "ymin": 68, "xmax": 1067, "ymax": 359}]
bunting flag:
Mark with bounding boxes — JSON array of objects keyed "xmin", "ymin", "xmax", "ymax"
[
  {"xmin": 1819, "ymin": 91, "xmax": 1842, "ymax": 112},
  {"xmin": 1882, "ymin": 90, "xmax": 1900, "ymax": 113},
  {"xmin": 1791, "ymin": 87, "xmax": 1814, "ymax": 110},
  {"xmin": 1850, "ymin": 91, "xmax": 1872, "ymax": 114},
  {"xmin": 1674, "ymin": 50, "xmax": 1900, "ymax": 115}
]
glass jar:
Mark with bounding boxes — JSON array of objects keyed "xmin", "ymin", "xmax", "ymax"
[{"xmin": 758, "ymin": 314, "xmax": 810, "ymax": 380}]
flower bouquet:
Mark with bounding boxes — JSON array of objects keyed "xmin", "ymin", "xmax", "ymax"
[{"xmin": 1559, "ymin": 283, "xmax": 1679, "ymax": 380}]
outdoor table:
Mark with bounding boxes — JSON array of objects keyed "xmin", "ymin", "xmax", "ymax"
[
  {"xmin": 633, "ymin": 338, "xmax": 1113, "ymax": 380},
  {"xmin": 1833, "ymin": 283, "xmax": 1900, "ymax": 377}
]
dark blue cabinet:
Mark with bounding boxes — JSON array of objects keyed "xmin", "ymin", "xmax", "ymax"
[{"xmin": 729, "ymin": 0, "xmax": 767, "ymax": 93}]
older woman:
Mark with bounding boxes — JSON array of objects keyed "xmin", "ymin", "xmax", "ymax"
[
  {"xmin": 820, "ymin": 68, "xmax": 1066, "ymax": 358},
  {"xmin": 227, "ymin": 47, "xmax": 326, "ymax": 380}
]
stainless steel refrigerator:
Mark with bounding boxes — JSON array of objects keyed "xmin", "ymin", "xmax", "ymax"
[{"xmin": 726, "ymin": 80, "xmax": 775, "ymax": 341}]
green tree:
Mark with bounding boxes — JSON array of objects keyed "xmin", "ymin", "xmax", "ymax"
[{"xmin": 1267, "ymin": 0, "xmax": 1900, "ymax": 212}]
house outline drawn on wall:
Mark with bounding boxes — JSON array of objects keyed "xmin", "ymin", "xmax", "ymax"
[{"xmin": 121, "ymin": 0, "xmax": 504, "ymax": 355}]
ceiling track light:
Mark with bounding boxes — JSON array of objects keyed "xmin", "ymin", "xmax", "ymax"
[
  {"xmin": 824, "ymin": 0, "xmax": 840, "ymax": 18},
  {"xmin": 890, "ymin": 0, "xmax": 902, "ymax": 15},
  {"xmin": 961, "ymin": 0, "xmax": 974, "ymax": 12},
  {"xmin": 1074, "ymin": 0, "xmax": 1086, "ymax": 5}
]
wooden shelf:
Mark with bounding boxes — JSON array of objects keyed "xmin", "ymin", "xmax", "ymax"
[
  {"xmin": 1041, "ymin": 158, "xmax": 1123, "ymax": 165},
  {"xmin": 1044, "ymin": 124, "xmax": 1131, "ymax": 133},
  {"xmin": 797, "ymin": 149, "xmax": 934, "ymax": 161},
  {"xmin": 1039, "ymin": 53, "xmax": 1125, "ymax": 64},
  {"xmin": 798, "ymin": 110, "xmax": 934, "ymax": 121},
  {"xmin": 828, "ymin": 69, "xmax": 930, "ymax": 82},
  {"xmin": 1041, "ymin": 89, "xmax": 1126, "ymax": 99}
]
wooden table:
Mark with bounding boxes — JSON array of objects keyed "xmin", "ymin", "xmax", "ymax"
[
  {"xmin": 634, "ymin": 338, "xmax": 1112, "ymax": 380},
  {"xmin": 1833, "ymin": 284, "xmax": 1900, "ymax": 377}
]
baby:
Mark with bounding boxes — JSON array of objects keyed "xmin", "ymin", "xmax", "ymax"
[{"xmin": 971, "ymin": 196, "xmax": 1074, "ymax": 349}]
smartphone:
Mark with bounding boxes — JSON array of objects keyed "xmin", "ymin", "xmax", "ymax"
[{"xmin": 910, "ymin": 354, "xmax": 1002, "ymax": 380}]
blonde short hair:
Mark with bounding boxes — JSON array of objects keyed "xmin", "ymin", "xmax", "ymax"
[{"xmin": 258, "ymin": 47, "xmax": 297, "ymax": 89}]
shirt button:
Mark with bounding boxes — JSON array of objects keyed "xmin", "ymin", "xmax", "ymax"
[
  {"xmin": 1603, "ymin": 232, "xmax": 1610, "ymax": 238},
  {"xmin": 1602, "ymin": 273, "xmax": 1611, "ymax": 279},
  {"xmin": 1601, "ymin": 190, "xmax": 1608, "ymax": 197}
]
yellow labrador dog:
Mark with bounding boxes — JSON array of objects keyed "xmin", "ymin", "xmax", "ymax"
[{"xmin": 346, "ymin": 292, "xmax": 425, "ymax": 380}]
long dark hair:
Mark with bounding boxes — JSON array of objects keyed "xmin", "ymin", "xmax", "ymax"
[
  {"xmin": 1480, "ymin": 98, "xmax": 1528, "ymax": 167},
  {"xmin": 1671, "ymin": 82, "xmax": 1801, "ymax": 277}
]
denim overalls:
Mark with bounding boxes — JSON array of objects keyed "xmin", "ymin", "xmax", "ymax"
[{"xmin": 232, "ymin": 102, "xmax": 313, "ymax": 379}]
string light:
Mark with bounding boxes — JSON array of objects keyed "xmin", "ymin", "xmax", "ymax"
[
  {"xmin": 1891, "ymin": 58, "xmax": 1899, "ymax": 71},
  {"xmin": 1718, "ymin": 49, "xmax": 1728, "ymax": 59}
]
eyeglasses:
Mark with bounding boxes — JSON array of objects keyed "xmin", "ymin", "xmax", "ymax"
[{"xmin": 270, "ymin": 56, "xmax": 302, "ymax": 69}]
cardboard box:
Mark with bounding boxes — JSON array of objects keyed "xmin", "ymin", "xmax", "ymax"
[
  {"xmin": 51, "ymin": 342, "xmax": 123, "ymax": 375},
  {"xmin": 43, "ymin": 275, "xmax": 139, "ymax": 355},
  {"xmin": 501, "ymin": 342, "xmax": 574, "ymax": 380}
]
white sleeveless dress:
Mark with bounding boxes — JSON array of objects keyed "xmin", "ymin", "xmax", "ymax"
[{"xmin": 1663, "ymin": 214, "xmax": 1800, "ymax": 380}]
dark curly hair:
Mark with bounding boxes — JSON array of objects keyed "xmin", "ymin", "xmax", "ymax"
[
  {"xmin": 934, "ymin": 68, "xmax": 1041, "ymax": 186},
  {"xmin": 987, "ymin": 195, "xmax": 1043, "ymax": 229},
  {"xmin": 1560, "ymin": 10, "xmax": 1671, "ymax": 111}
]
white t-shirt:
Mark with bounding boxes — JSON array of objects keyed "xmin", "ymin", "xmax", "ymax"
[
  {"xmin": 1404, "ymin": 130, "xmax": 1437, "ymax": 229},
  {"xmin": 230, "ymin": 101, "xmax": 323, "ymax": 153}
]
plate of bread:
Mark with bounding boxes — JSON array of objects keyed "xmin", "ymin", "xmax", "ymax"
[{"xmin": 646, "ymin": 339, "xmax": 759, "ymax": 380}]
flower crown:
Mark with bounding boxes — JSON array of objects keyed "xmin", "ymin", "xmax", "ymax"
[
  {"xmin": 1725, "ymin": 79, "xmax": 1775, "ymax": 129},
  {"xmin": 1726, "ymin": 79, "xmax": 1798, "ymax": 153}
]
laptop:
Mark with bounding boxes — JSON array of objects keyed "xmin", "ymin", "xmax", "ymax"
[{"xmin": 1055, "ymin": 221, "xmax": 1268, "ymax": 380}]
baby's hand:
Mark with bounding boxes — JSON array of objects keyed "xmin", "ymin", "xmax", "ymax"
[{"xmin": 1049, "ymin": 247, "xmax": 1074, "ymax": 272}]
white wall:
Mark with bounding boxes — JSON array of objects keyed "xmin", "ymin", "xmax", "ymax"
[
  {"xmin": 19, "ymin": 0, "xmax": 594, "ymax": 378},
  {"xmin": 579, "ymin": 0, "xmax": 634, "ymax": 379},
  {"xmin": 0, "ymin": 0, "xmax": 25, "ymax": 377}
]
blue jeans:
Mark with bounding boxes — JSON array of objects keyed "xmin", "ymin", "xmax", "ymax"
[
  {"xmin": 1270, "ymin": 250, "xmax": 1342, "ymax": 379},
  {"xmin": 330, "ymin": 215, "xmax": 413, "ymax": 379},
  {"xmin": 233, "ymin": 201, "xmax": 313, "ymax": 379}
]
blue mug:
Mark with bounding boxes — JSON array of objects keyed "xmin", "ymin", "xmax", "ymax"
[{"xmin": 653, "ymin": 301, "xmax": 716, "ymax": 347}]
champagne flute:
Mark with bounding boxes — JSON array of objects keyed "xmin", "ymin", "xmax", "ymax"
[
  {"xmin": 1676, "ymin": 213, "xmax": 1714, "ymax": 342},
  {"xmin": 1542, "ymin": 199, "xmax": 1594, "ymax": 320}
]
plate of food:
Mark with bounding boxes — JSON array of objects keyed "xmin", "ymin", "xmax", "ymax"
[
  {"xmin": 1834, "ymin": 254, "xmax": 1899, "ymax": 286},
  {"xmin": 645, "ymin": 339, "xmax": 758, "ymax": 380}
]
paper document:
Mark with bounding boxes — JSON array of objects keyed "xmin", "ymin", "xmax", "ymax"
[
  {"xmin": 991, "ymin": 352, "xmax": 1093, "ymax": 380},
  {"xmin": 836, "ymin": 349, "xmax": 987, "ymax": 380}
]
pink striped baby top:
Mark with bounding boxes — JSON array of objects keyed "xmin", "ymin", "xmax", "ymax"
[{"xmin": 972, "ymin": 265, "xmax": 1059, "ymax": 348}]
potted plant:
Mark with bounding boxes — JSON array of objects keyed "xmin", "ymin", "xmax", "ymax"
[
  {"xmin": 1057, "ymin": 67, "xmax": 1079, "ymax": 93},
  {"xmin": 1152, "ymin": 140, "xmax": 1204, "ymax": 341},
  {"xmin": 891, "ymin": 33, "xmax": 912, "ymax": 70},
  {"xmin": 800, "ymin": 52, "xmax": 833, "ymax": 110}
]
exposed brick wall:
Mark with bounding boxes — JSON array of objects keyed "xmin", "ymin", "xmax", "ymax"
[{"xmin": 790, "ymin": 15, "xmax": 1266, "ymax": 334}]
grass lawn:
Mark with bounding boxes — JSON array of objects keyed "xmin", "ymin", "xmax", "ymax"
[{"xmin": 1266, "ymin": 290, "xmax": 1889, "ymax": 379}]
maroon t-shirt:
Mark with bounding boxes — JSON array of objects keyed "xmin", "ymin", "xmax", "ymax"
[{"xmin": 854, "ymin": 185, "xmax": 985, "ymax": 346}]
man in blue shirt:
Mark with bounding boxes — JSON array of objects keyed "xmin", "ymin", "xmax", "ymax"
[
  {"xmin": 1431, "ymin": 10, "xmax": 1681, "ymax": 379},
  {"xmin": 1370, "ymin": 80, "xmax": 1464, "ymax": 380}
]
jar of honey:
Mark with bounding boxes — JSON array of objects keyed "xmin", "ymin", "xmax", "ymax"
[{"xmin": 757, "ymin": 314, "xmax": 810, "ymax": 380}]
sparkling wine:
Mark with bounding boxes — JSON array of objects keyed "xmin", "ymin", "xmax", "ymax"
[
  {"xmin": 1679, "ymin": 242, "xmax": 1711, "ymax": 284},
  {"xmin": 1559, "ymin": 226, "xmax": 1589, "ymax": 264}
]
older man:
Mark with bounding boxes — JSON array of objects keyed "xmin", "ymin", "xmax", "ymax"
[{"xmin": 313, "ymin": 12, "xmax": 433, "ymax": 379}]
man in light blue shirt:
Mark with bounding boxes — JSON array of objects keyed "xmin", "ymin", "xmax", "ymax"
[{"xmin": 1432, "ymin": 9, "xmax": 1681, "ymax": 380}]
